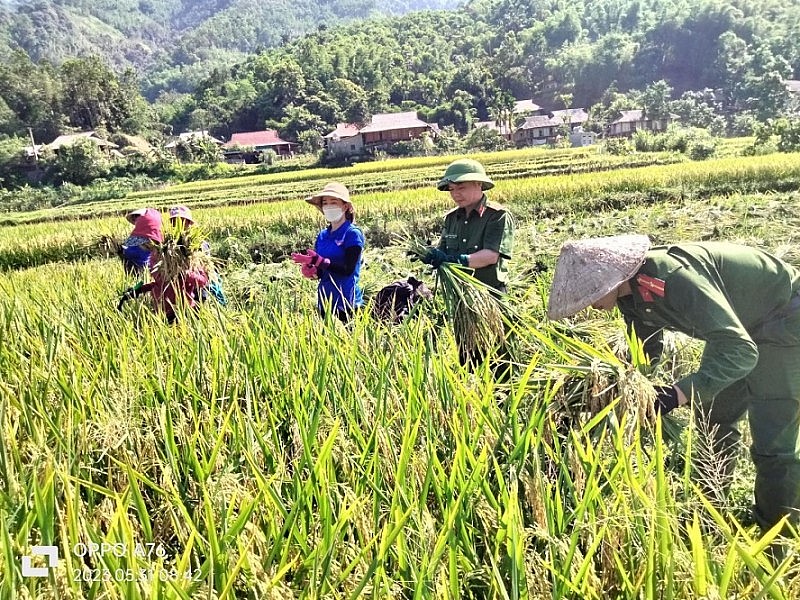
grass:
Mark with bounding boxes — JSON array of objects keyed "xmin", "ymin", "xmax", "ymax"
[{"xmin": 2, "ymin": 147, "xmax": 800, "ymax": 597}]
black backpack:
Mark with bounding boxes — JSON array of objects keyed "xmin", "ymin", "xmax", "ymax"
[{"xmin": 371, "ymin": 277, "xmax": 433, "ymax": 323}]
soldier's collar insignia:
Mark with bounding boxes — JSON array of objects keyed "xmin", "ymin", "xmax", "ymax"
[{"xmin": 636, "ymin": 274, "xmax": 666, "ymax": 302}]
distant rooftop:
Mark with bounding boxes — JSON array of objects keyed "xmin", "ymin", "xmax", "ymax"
[
  {"xmin": 358, "ymin": 111, "xmax": 430, "ymax": 133},
  {"xmin": 611, "ymin": 110, "xmax": 644, "ymax": 124},
  {"xmin": 48, "ymin": 131, "xmax": 117, "ymax": 150},
  {"xmin": 517, "ymin": 115, "xmax": 559, "ymax": 129},
  {"xmin": 224, "ymin": 129, "xmax": 291, "ymax": 148},
  {"xmin": 550, "ymin": 108, "xmax": 589, "ymax": 123},
  {"xmin": 325, "ymin": 123, "xmax": 361, "ymax": 139},
  {"xmin": 513, "ymin": 99, "xmax": 542, "ymax": 114}
]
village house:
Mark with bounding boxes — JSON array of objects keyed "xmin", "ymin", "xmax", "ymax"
[
  {"xmin": 512, "ymin": 114, "xmax": 560, "ymax": 146},
  {"xmin": 357, "ymin": 111, "xmax": 436, "ymax": 149},
  {"xmin": 165, "ymin": 130, "xmax": 223, "ymax": 150},
  {"xmin": 607, "ymin": 110, "xmax": 672, "ymax": 137},
  {"xmin": 46, "ymin": 131, "xmax": 120, "ymax": 156},
  {"xmin": 550, "ymin": 108, "xmax": 589, "ymax": 130},
  {"xmin": 324, "ymin": 112, "xmax": 437, "ymax": 156},
  {"xmin": 222, "ymin": 129, "xmax": 294, "ymax": 162},
  {"xmin": 511, "ymin": 106, "xmax": 594, "ymax": 147},
  {"xmin": 513, "ymin": 99, "xmax": 546, "ymax": 117},
  {"xmin": 324, "ymin": 123, "xmax": 363, "ymax": 156}
]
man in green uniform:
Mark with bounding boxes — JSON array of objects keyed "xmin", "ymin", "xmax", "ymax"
[
  {"xmin": 421, "ymin": 159, "xmax": 515, "ymax": 374},
  {"xmin": 547, "ymin": 234, "xmax": 800, "ymax": 532},
  {"xmin": 421, "ymin": 158, "xmax": 514, "ymax": 292}
]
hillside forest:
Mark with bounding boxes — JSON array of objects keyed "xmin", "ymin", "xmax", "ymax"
[
  {"xmin": 0, "ymin": 0, "xmax": 463, "ymax": 94},
  {"xmin": 0, "ymin": 0, "xmax": 799, "ymax": 191}
]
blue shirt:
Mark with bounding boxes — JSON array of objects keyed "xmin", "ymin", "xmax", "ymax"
[
  {"xmin": 121, "ymin": 244, "xmax": 152, "ymax": 273},
  {"xmin": 314, "ymin": 221, "xmax": 365, "ymax": 312}
]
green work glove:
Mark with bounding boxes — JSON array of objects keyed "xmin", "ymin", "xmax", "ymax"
[
  {"xmin": 422, "ymin": 248, "xmax": 468, "ymax": 268},
  {"xmin": 117, "ymin": 282, "xmax": 144, "ymax": 311}
]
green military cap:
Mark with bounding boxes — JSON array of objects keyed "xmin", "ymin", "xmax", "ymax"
[{"xmin": 437, "ymin": 159, "xmax": 494, "ymax": 191}]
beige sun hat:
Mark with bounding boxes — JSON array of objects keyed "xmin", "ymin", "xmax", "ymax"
[
  {"xmin": 125, "ymin": 208, "xmax": 147, "ymax": 224},
  {"xmin": 305, "ymin": 181, "xmax": 352, "ymax": 208},
  {"xmin": 547, "ymin": 234, "xmax": 651, "ymax": 320}
]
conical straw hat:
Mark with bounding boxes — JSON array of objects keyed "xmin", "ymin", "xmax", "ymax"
[{"xmin": 547, "ymin": 234, "xmax": 651, "ymax": 320}]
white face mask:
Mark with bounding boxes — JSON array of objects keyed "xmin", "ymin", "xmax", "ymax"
[{"xmin": 322, "ymin": 207, "xmax": 345, "ymax": 222}]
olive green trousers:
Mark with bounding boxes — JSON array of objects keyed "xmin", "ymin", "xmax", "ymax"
[{"xmin": 700, "ymin": 328, "xmax": 800, "ymax": 531}]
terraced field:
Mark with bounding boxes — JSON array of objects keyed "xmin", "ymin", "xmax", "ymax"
[{"xmin": 3, "ymin": 143, "xmax": 800, "ymax": 599}]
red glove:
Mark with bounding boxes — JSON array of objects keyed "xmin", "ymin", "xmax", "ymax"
[
  {"xmin": 300, "ymin": 263, "xmax": 318, "ymax": 279},
  {"xmin": 291, "ymin": 251, "xmax": 313, "ymax": 266},
  {"xmin": 305, "ymin": 249, "xmax": 330, "ymax": 270}
]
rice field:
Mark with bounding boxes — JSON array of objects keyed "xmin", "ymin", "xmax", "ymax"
[
  {"xmin": 2, "ymin": 145, "xmax": 800, "ymax": 598},
  {"xmin": 3, "ymin": 150, "xmax": 800, "ymax": 271}
]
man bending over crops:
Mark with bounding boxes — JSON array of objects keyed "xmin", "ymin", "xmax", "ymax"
[
  {"xmin": 420, "ymin": 159, "xmax": 515, "ymax": 375},
  {"xmin": 547, "ymin": 234, "xmax": 800, "ymax": 533}
]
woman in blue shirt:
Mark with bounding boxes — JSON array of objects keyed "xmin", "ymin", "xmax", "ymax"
[{"xmin": 292, "ymin": 182, "xmax": 365, "ymax": 322}]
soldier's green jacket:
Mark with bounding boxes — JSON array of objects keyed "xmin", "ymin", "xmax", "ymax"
[
  {"xmin": 617, "ymin": 242, "xmax": 800, "ymax": 404},
  {"xmin": 437, "ymin": 195, "xmax": 514, "ymax": 290}
]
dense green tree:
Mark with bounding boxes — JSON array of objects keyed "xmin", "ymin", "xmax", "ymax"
[
  {"xmin": 669, "ymin": 90, "xmax": 727, "ymax": 136},
  {"xmin": 736, "ymin": 44, "xmax": 792, "ymax": 121},
  {"xmin": 0, "ymin": 96, "xmax": 21, "ymax": 137},
  {"xmin": 544, "ymin": 10, "xmax": 582, "ymax": 48},
  {"xmin": 304, "ymin": 93, "xmax": 343, "ymax": 127},
  {"xmin": 58, "ymin": 57, "xmax": 148, "ymax": 133},
  {"xmin": 51, "ymin": 138, "xmax": 110, "ymax": 185},
  {"xmin": 269, "ymin": 59, "xmax": 307, "ymax": 109},
  {"xmin": 488, "ymin": 90, "xmax": 516, "ymax": 140},
  {"xmin": 639, "ymin": 80, "xmax": 672, "ymax": 121},
  {"xmin": 0, "ymin": 51, "xmax": 62, "ymax": 140},
  {"xmin": 422, "ymin": 90, "xmax": 476, "ymax": 135},
  {"xmin": 297, "ymin": 129, "xmax": 324, "ymax": 154},
  {"xmin": 0, "ymin": 137, "xmax": 29, "ymax": 188},
  {"xmin": 267, "ymin": 103, "xmax": 326, "ymax": 141},
  {"xmin": 327, "ymin": 78, "xmax": 370, "ymax": 124},
  {"xmin": 463, "ymin": 125, "xmax": 509, "ymax": 152}
]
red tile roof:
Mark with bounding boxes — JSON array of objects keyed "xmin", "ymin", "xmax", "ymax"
[{"xmin": 224, "ymin": 129, "xmax": 291, "ymax": 148}]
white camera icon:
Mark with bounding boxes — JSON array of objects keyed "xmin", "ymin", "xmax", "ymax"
[{"xmin": 21, "ymin": 546, "xmax": 59, "ymax": 577}]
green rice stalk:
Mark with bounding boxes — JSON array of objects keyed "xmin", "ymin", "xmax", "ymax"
[
  {"xmin": 151, "ymin": 222, "xmax": 218, "ymax": 284},
  {"xmin": 403, "ymin": 234, "xmax": 511, "ymax": 359}
]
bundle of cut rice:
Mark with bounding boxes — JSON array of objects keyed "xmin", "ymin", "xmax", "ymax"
[
  {"xmin": 405, "ymin": 235, "xmax": 512, "ymax": 358},
  {"xmin": 151, "ymin": 222, "xmax": 218, "ymax": 283},
  {"xmin": 534, "ymin": 321, "xmax": 685, "ymax": 447},
  {"xmin": 95, "ymin": 234, "xmax": 122, "ymax": 259}
]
